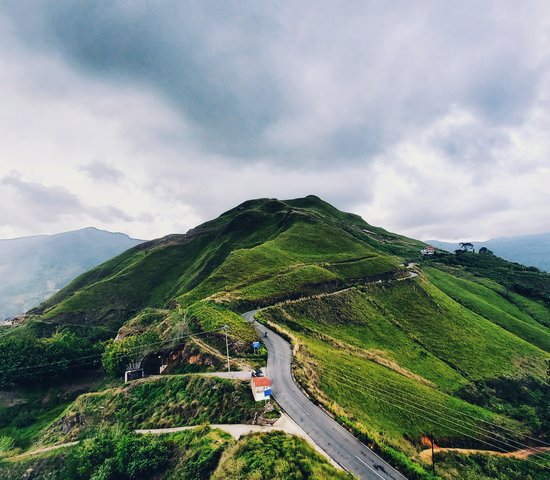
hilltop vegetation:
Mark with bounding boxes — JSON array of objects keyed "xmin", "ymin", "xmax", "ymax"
[
  {"xmin": 428, "ymin": 232, "xmax": 550, "ymax": 272},
  {"xmin": 0, "ymin": 196, "xmax": 407, "ymax": 386},
  {"xmin": 1, "ymin": 195, "xmax": 549, "ymax": 479}
]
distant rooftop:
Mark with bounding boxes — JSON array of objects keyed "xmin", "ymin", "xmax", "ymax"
[{"xmin": 252, "ymin": 377, "xmax": 271, "ymax": 387}]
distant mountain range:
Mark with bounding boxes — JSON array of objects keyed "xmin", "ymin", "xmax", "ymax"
[
  {"xmin": 0, "ymin": 227, "xmax": 143, "ymax": 320},
  {"xmin": 426, "ymin": 232, "xmax": 550, "ymax": 272}
]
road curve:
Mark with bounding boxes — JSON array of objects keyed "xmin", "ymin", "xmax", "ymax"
[{"xmin": 243, "ymin": 310, "xmax": 407, "ymax": 480}]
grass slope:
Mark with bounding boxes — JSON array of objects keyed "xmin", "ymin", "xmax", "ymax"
[
  {"xmin": 10, "ymin": 196, "xmax": 404, "ymax": 351},
  {"xmin": 426, "ymin": 268, "xmax": 550, "ymax": 352},
  {"xmin": 3, "ymin": 195, "xmax": 550, "ymax": 480},
  {"xmin": 40, "ymin": 375, "xmax": 274, "ymax": 445},
  {"xmin": 212, "ymin": 431, "xmax": 352, "ymax": 480},
  {"xmin": 258, "ymin": 273, "xmax": 549, "ymax": 477}
]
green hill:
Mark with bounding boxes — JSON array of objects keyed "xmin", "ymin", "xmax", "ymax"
[
  {"xmin": 1, "ymin": 195, "xmax": 549, "ymax": 479},
  {"xmin": 17, "ymin": 195, "xmax": 412, "ymax": 344}
]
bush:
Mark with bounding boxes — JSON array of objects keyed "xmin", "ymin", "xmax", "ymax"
[
  {"xmin": 66, "ymin": 429, "xmax": 170, "ymax": 480},
  {"xmin": 0, "ymin": 330, "xmax": 102, "ymax": 387},
  {"xmin": 102, "ymin": 331, "xmax": 160, "ymax": 377},
  {"xmin": 0, "ymin": 436, "xmax": 14, "ymax": 453}
]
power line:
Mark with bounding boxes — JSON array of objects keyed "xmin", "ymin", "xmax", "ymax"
[
  {"xmin": 324, "ymin": 368, "xmax": 550, "ymax": 468},
  {"xmin": 329, "ymin": 372, "xmax": 550, "ymax": 469},
  {"xmin": 330, "ymin": 363, "xmax": 550, "ymax": 455},
  {"xmin": 343, "ymin": 365, "xmax": 550, "ymax": 448},
  {"xmin": 1, "ymin": 326, "xmax": 227, "ymax": 377}
]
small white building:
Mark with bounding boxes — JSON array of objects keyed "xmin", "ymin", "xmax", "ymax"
[
  {"xmin": 251, "ymin": 376, "xmax": 272, "ymax": 401},
  {"xmin": 421, "ymin": 246, "xmax": 435, "ymax": 255}
]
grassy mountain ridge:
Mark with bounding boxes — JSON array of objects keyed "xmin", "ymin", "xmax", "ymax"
[
  {"xmin": 1, "ymin": 195, "xmax": 549, "ymax": 479},
  {"xmin": 26, "ymin": 196, "xmax": 410, "ymax": 341}
]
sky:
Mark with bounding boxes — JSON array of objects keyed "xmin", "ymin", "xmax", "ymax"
[{"xmin": 1, "ymin": 1, "xmax": 550, "ymax": 242}]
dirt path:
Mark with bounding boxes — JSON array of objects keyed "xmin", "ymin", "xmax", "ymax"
[
  {"xmin": 419, "ymin": 445, "xmax": 550, "ymax": 462},
  {"xmin": 134, "ymin": 412, "xmax": 339, "ymax": 468},
  {"xmin": 6, "ymin": 441, "xmax": 79, "ymax": 462}
]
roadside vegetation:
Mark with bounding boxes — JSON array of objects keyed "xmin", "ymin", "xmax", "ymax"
[
  {"xmin": 41, "ymin": 375, "xmax": 276, "ymax": 445},
  {"xmin": 212, "ymin": 431, "xmax": 353, "ymax": 479},
  {"xmin": 258, "ymin": 272, "xmax": 550, "ymax": 479},
  {"xmin": 0, "ymin": 427, "xmax": 232, "ymax": 480}
]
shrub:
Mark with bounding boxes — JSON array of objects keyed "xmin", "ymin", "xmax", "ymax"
[{"xmin": 102, "ymin": 331, "xmax": 160, "ymax": 377}]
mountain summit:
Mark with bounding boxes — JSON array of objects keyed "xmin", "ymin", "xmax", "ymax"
[{"xmin": 29, "ymin": 196, "xmax": 423, "ymax": 336}]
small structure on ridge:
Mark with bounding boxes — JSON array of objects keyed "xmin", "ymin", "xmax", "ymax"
[{"xmin": 251, "ymin": 376, "xmax": 272, "ymax": 401}]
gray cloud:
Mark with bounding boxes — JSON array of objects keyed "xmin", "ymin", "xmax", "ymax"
[
  {"xmin": 80, "ymin": 160, "xmax": 124, "ymax": 183},
  {"xmin": 1, "ymin": 174, "xmax": 82, "ymax": 222},
  {"xmin": 3, "ymin": 1, "xmax": 545, "ymax": 166},
  {"xmin": 1, "ymin": 1, "xmax": 550, "ymax": 240},
  {"xmin": 0, "ymin": 173, "xmax": 133, "ymax": 227}
]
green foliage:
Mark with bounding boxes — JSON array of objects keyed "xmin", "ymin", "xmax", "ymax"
[
  {"xmin": 101, "ymin": 331, "xmax": 160, "ymax": 377},
  {"xmin": 0, "ymin": 428, "xmax": 233, "ymax": 480},
  {"xmin": 41, "ymin": 376, "xmax": 272, "ymax": 444},
  {"xmin": 434, "ymin": 451, "xmax": 550, "ymax": 480},
  {"xmin": 426, "ymin": 252, "xmax": 550, "ymax": 306},
  {"xmin": 0, "ymin": 329, "xmax": 101, "ymax": 387},
  {"xmin": 187, "ymin": 301, "xmax": 258, "ymax": 347},
  {"xmin": 0, "ymin": 436, "xmax": 14, "ymax": 453},
  {"xmin": 64, "ymin": 429, "xmax": 171, "ymax": 480},
  {"xmin": 457, "ymin": 371, "xmax": 550, "ymax": 440},
  {"xmin": 426, "ymin": 268, "xmax": 550, "ymax": 352},
  {"xmin": 212, "ymin": 431, "xmax": 353, "ymax": 479}
]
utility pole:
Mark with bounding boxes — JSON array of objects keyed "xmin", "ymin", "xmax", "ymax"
[
  {"xmin": 224, "ymin": 325, "xmax": 231, "ymax": 375},
  {"xmin": 431, "ymin": 434, "xmax": 436, "ymax": 477}
]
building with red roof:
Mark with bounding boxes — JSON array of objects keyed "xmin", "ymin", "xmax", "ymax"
[{"xmin": 251, "ymin": 376, "xmax": 272, "ymax": 401}]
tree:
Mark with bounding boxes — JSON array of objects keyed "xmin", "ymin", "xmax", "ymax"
[
  {"xmin": 459, "ymin": 242, "xmax": 474, "ymax": 252},
  {"xmin": 478, "ymin": 247, "xmax": 493, "ymax": 255},
  {"xmin": 102, "ymin": 331, "xmax": 160, "ymax": 377}
]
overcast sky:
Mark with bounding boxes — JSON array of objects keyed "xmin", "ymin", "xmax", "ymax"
[{"xmin": 1, "ymin": 1, "xmax": 549, "ymax": 242}]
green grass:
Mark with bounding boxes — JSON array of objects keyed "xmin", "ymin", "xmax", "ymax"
[
  {"xmin": 26, "ymin": 196, "xmax": 402, "ymax": 345},
  {"xmin": 354, "ymin": 278, "xmax": 548, "ymax": 381},
  {"xmin": 258, "ymin": 273, "xmax": 549, "ymax": 478},
  {"xmin": 425, "ymin": 252, "xmax": 550, "ymax": 306},
  {"xmin": 187, "ymin": 301, "xmax": 258, "ymax": 347},
  {"xmin": 0, "ymin": 428, "xmax": 354, "ymax": 480},
  {"xmin": 433, "ymin": 451, "xmax": 550, "ymax": 480},
  {"xmin": 263, "ymin": 288, "xmax": 467, "ymax": 392},
  {"xmin": 40, "ymin": 375, "xmax": 274, "ymax": 445},
  {"xmin": 179, "ymin": 221, "xmax": 400, "ymax": 309},
  {"xmin": 0, "ymin": 402, "xmax": 69, "ymax": 450},
  {"xmin": 0, "ymin": 427, "xmax": 234, "ymax": 480},
  {"xmin": 303, "ymin": 338, "xmax": 518, "ymax": 449},
  {"xmin": 425, "ymin": 268, "xmax": 550, "ymax": 352},
  {"xmin": 212, "ymin": 431, "xmax": 353, "ymax": 480},
  {"xmin": 9, "ymin": 195, "xmax": 550, "ymax": 480}
]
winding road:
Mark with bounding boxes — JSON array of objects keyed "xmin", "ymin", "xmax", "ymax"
[{"xmin": 243, "ymin": 310, "xmax": 407, "ymax": 480}]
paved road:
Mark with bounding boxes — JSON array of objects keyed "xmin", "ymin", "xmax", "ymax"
[{"xmin": 243, "ymin": 310, "xmax": 407, "ymax": 480}]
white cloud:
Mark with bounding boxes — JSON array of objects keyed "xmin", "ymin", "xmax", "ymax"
[{"xmin": 0, "ymin": 2, "xmax": 550, "ymax": 241}]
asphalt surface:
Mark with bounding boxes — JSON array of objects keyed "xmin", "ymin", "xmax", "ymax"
[{"xmin": 243, "ymin": 310, "xmax": 407, "ymax": 480}]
